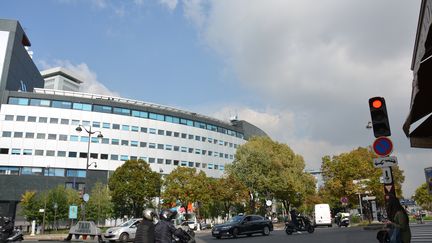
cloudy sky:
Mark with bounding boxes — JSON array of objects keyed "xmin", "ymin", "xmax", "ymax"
[{"xmin": 1, "ymin": 0, "xmax": 428, "ymax": 197}]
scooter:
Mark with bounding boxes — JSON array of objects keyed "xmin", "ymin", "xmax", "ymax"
[
  {"xmin": 335, "ymin": 213, "xmax": 350, "ymax": 227},
  {"xmin": 0, "ymin": 227, "xmax": 24, "ymax": 242},
  {"xmin": 172, "ymin": 225, "xmax": 195, "ymax": 243},
  {"xmin": 285, "ymin": 215, "xmax": 315, "ymax": 235}
]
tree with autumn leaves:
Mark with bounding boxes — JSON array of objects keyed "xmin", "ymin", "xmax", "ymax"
[
  {"xmin": 319, "ymin": 147, "xmax": 405, "ymax": 209},
  {"xmin": 227, "ymin": 136, "xmax": 317, "ymax": 214}
]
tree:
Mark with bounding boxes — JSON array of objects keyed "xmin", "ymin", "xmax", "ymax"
[
  {"xmin": 108, "ymin": 159, "xmax": 162, "ymax": 218},
  {"xmin": 414, "ymin": 183, "xmax": 432, "ymax": 211},
  {"xmin": 86, "ymin": 182, "xmax": 113, "ymax": 225},
  {"xmin": 20, "ymin": 186, "xmax": 81, "ymax": 227},
  {"xmin": 227, "ymin": 136, "xmax": 315, "ymax": 214},
  {"xmin": 20, "ymin": 191, "xmax": 39, "ymax": 222},
  {"xmin": 161, "ymin": 167, "xmax": 209, "ymax": 215},
  {"xmin": 211, "ymin": 175, "xmax": 249, "ymax": 218},
  {"xmin": 320, "ymin": 147, "xmax": 405, "ymax": 208}
]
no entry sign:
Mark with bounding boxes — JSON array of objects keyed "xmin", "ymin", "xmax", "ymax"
[{"xmin": 373, "ymin": 137, "xmax": 393, "ymax": 156}]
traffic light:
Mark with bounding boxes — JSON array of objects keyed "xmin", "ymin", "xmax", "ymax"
[{"xmin": 368, "ymin": 97, "xmax": 391, "ymax": 137}]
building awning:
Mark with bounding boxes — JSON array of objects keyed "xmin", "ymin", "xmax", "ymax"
[{"xmin": 403, "ymin": 53, "xmax": 432, "ymax": 147}]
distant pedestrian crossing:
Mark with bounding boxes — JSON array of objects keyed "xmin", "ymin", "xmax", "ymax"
[{"xmin": 411, "ymin": 223, "xmax": 432, "ymax": 242}]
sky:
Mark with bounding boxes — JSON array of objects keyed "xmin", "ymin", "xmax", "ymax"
[{"xmin": 0, "ymin": 0, "xmax": 428, "ymax": 197}]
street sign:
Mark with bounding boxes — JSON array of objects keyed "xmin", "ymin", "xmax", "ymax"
[
  {"xmin": 373, "ymin": 137, "xmax": 393, "ymax": 156},
  {"xmin": 362, "ymin": 196, "xmax": 376, "ymax": 201},
  {"xmin": 385, "ymin": 185, "xmax": 393, "ymax": 193},
  {"xmin": 266, "ymin": 200, "xmax": 272, "ymax": 207},
  {"xmin": 69, "ymin": 205, "xmax": 78, "ymax": 219},
  {"xmin": 381, "ymin": 167, "xmax": 393, "ymax": 184},
  {"xmin": 340, "ymin": 197, "xmax": 348, "ymax": 204},
  {"xmin": 373, "ymin": 156, "xmax": 398, "ymax": 168},
  {"xmin": 83, "ymin": 193, "xmax": 90, "ymax": 202}
]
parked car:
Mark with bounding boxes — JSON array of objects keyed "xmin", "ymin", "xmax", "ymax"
[
  {"xmin": 211, "ymin": 214, "xmax": 273, "ymax": 239},
  {"xmin": 104, "ymin": 218, "xmax": 141, "ymax": 242}
]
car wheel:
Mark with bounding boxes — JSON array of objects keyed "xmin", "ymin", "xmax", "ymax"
[
  {"xmin": 232, "ymin": 228, "xmax": 239, "ymax": 238},
  {"xmin": 262, "ymin": 226, "xmax": 270, "ymax": 236},
  {"xmin": 285, "ymin": 228, "xmax": 293, "ymax": 235},
  {"xmin": 119, "ymin": 233, "xmax": 129, "ymax": 242}
]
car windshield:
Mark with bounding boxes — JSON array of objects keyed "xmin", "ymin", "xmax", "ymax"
[
  {"xmin": 227, "ymin": 216, "xmax": 243, "ymax": 223},
  {"xmin": 118, "ymin": 219, "xmax": 138, "ymax": 227}
]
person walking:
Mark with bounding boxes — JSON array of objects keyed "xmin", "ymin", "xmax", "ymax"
[
  {"xmin": 384, "ymin": 196, "xmax": 411, "ymax": 243},
  {"xmin": 134, "ymin": 208, "xmax": 156, "ymax": 243}
]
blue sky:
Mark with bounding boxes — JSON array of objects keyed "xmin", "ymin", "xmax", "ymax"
[{"xmin": 1, "ymin": 0, "xmax": 427, "ymax": 196}]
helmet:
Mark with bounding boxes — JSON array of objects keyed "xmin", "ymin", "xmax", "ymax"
[
  {"xmin": 143, "ymin": 208, "xmax": 156, "ymax": 221},
  {"xmin": 159, "ymin": 209, "xmax": 177, "ymax": 221}
]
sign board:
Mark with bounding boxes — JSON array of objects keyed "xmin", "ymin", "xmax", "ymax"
[
  {"xmin": 83, "ymin": 193, "xmax": 90, "ymax": 202},
  {"xmin": 340, "ymin": 197, "xmax": 348, "ymax": 204},
  {"xmin": 372, "ymin": 137, "xmax": 393, "ymax": 156},
  {"xmin": 362, "ymin": 196, "xmax": 376, "ymax": 201},
  {"xmin": 266, "ymin": 200, "xmax": 272, "ymax": 207},
  {"xmin": 425, "ymin": 167, "xmax": 432, "ymax": 195},
  {"xmin": 69, "ymin": 205, "xmax": 78, "ymax": 219},
  {"xmin": 373, "ymin": 156, "xmax": 398, "ymax": 168},
  {"xmin": 39, "ymin": 209, "xmax": 45, "ymax": 213},
  {"xmin": 381, "ymin": 167, "xmax": 393, "ymax": 184}
]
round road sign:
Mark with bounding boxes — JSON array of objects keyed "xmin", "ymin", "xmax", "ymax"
[
  {"xmin": 83, "ymin": 193, "xmax": 90, "ymax": 202},
  {"xmin": 373, "ymin": 137, "xmax": 393, "ymax": 156},
  {"xmin": 340, "ymin": 197, "xmax": 348, "ymax": 204}
]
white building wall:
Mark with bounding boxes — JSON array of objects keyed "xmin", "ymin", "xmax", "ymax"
[{"xmin": 0, "ymin": 104, "xmax": 246, "ymax": 178}]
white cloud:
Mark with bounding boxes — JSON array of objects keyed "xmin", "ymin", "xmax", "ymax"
[
  {"xmin": 158, "ymin": 0, "xmax": 178, "ymax": 11},
  {"xmin": 186, "ymin": 0, "xmax": 421, "ymax": 196},
  {"xmin": 38, "ymin": 60, "xmax": 119, "ymax": 97}
]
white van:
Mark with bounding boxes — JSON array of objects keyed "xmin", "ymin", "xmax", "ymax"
[{"xmin": 314, "ymin": 204, "xmax": 332, "ymax": 227}]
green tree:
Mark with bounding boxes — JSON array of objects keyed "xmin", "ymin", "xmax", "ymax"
[
  {"xmin": 228, "ymin": 136, "xmax": 315, "ymax": 213},
  {"xmin": 320, "ymin": 147, "xmax": 404, "ymax": 208},
  {"xmin": 108, "ymin": 159, "xmax": 161, "ymax": 218},
  {"xmin": 86, "ymin": 182, "xmax": 113, "ymax": 225},
  {"xmin": 211, "ymin": 175, "xmax": 249, "ymax": 218},
  {"xmin": 162, "ymin": 167, "xmax": 209, "ymax": 215},
  {"xmin": 20, "ymin": 191, "xmax": 39, "ymax": 222},
  {"xmin": 413, "ymin": 183, "xmax": 432, "ymax": 211}
]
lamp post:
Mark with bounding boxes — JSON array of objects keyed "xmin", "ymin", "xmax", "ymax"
[{"xmin": 75, "ymin": 125, "xmax": 103, "ymax": 220}]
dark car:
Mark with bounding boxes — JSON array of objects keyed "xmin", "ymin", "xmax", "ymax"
[{"xmin": 211, "ymin": 215, "xmax": 273, "ymax": 239}]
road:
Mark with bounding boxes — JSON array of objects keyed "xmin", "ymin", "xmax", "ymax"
[{"xmin": 23, "ymin": 223, "xmax": 432, "ymax": 243}]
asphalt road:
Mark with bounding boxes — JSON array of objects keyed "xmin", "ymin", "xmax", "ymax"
[
  {"xmin": 194, "ymin": 226, "xmax": 377, "ymax": 243},
  {"xmin": 23, "ymin": 223, "xmax": 432, "ymax": 243}
]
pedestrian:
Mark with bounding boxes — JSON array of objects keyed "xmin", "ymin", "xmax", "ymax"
[
  {"xmin": 384, "ymin": 196, "xmax": 411, "ymax": 243},
  {"xmin": 134, "ymin": 208, "xmax": 156, "ymax": 243}
]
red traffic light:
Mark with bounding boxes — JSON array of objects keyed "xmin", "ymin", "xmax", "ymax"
[{"xmin": 372, "ymin": 99, "xmax": 382, "ymax": 109}]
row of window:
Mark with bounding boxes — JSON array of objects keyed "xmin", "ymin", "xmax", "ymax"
[
  {"xmin": 1, "ymin": 131, "xmax": 235, "ymax": 160},
  {"xmin": 3, "ymin": 114, "xmax": 240, "ymax": 148},
  {"xmin": 8, "ymin": 97, "xmax": 244, "ymax": 138},
  {"xmin": 0, "ymin": 157, "xmax": 225, "ymax": 176}
]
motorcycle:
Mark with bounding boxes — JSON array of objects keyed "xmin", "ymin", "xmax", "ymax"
[
  {"xmin": 172, "ymin": 225, "xmax": 195, "ymax": 243},
  {"xmin": 335, "ymin": 213, "xmax": 350, "ymax": 227},
  {"xmin": 285, "ymin": 215, "xmax": 315, "ymax": 235},
  {"xmin": 0, "ymin": 227, "xmax": 24, "ymax": 242}
]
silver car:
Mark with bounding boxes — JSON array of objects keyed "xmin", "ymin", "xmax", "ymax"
[{"xmin": 104, "ymin": 218, "xmax": 142, "ymax": 242}]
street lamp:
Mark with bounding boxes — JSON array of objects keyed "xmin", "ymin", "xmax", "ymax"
[{"xmin": 75, "ymin": 125, "xmax": 103, "ymax": 220}]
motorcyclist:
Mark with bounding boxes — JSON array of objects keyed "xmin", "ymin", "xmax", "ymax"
[
  {"xmin": 154, "ymin": 209, "xmax": 179, "ymax": 243},
  {"xmin": 134, "ymin": 208, "xmax": 156, "ymax": 243},
  {"xmin": 290, "ymin": 209, "xmax": 301, "ymax": 229},
  {"xmin": 1, "ymin": 217, "xmax": 14, "ymax": 240}
]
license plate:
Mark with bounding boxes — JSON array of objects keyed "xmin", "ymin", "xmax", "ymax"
[{"xmin": 213, "ymin": 231, "xmax": 219, "ymax": 234}]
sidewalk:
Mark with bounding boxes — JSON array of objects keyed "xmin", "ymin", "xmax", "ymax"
[{"xmin": 25, "ymin": 233, "xmax": 100, "ymax": 242}]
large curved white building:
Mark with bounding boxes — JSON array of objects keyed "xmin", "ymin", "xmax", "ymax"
[{"xmin": 0, "ymin": 19, "xmax": 267, "ymax": 219}]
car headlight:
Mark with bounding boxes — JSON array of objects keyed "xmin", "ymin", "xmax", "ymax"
[
  {"xmin": 221, "ymin": 226, "xmax": 232, "ymax": 230},
  {"xmin": 111, "ymin": 229, "xmax": 120, "ymax": 234}
]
